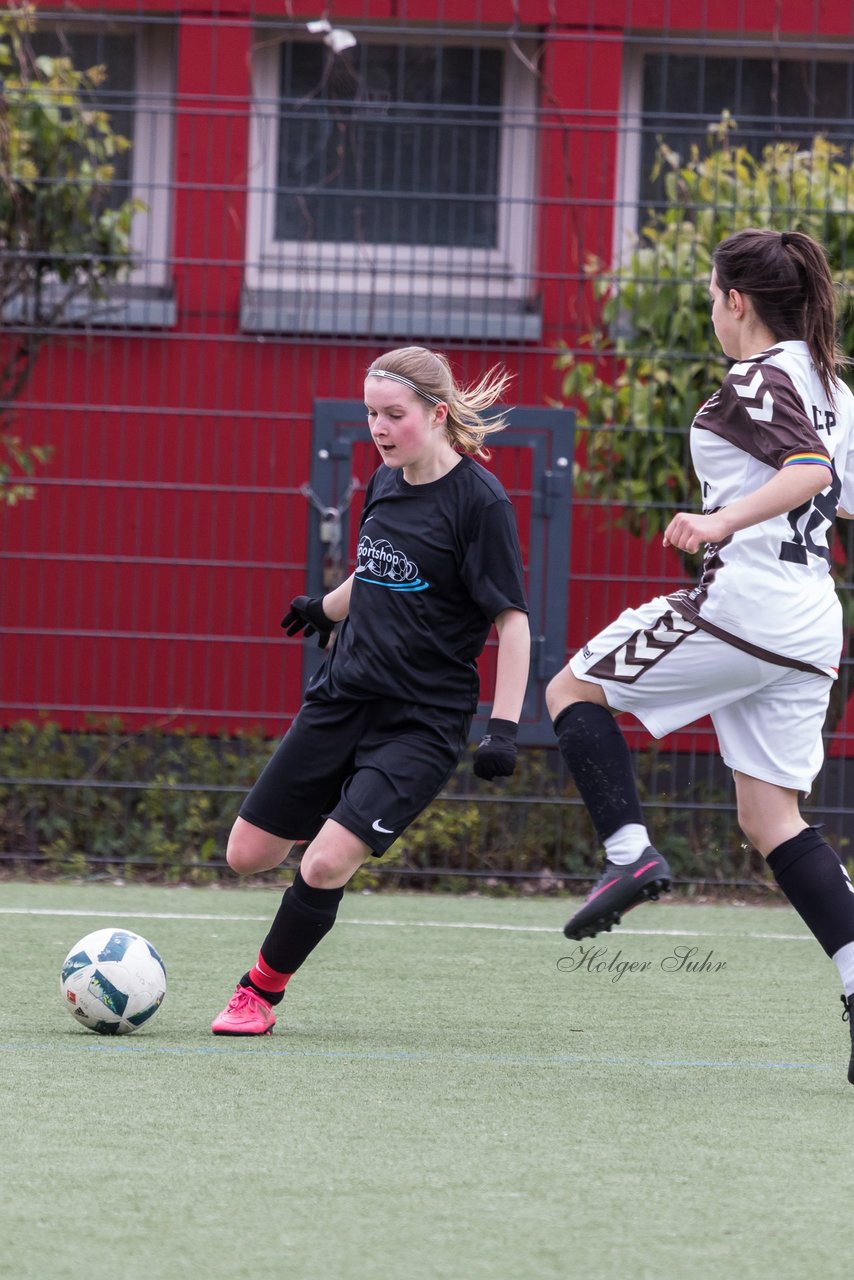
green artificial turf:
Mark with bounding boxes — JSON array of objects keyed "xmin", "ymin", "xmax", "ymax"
[{"xmin": 1, "ymin": 880, "xmax": 853, "ymax": 1280}]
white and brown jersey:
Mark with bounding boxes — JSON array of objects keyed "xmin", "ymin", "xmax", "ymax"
[{"xmin": 666, "ymin": 340, "xmax": 854, "ymax": 678}]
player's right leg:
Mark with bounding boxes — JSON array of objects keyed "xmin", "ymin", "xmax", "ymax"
[
  {"xmin": 211, "ymin": 692, "xmax": 367, "ymax": 1035},
  {"xmin": 212, "ymin": 699, "xmax": 469, "ymax": 1035},
  {"xmin": 212, "ymin": 819, "xmax": 370, "ymax": 1036},
  {"xmin": 546, "ymin": 604, "xmax": 682, "ymax": 938},
  {"xmin": 547, "ymin": 669, "xmax": 672, "ymax": 939},
  {"xmin": 551, "ymin": 690, "xmax": 672, "ymax": 940},
  {"xmin": 548, "ymin": 599, "xmax": 770, "ymax": 939}
]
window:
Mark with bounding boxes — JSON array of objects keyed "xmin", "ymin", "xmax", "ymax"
[
  {"xmin": 32, "ymin": 29, "xmax": 138, "ymax": 211},
  {"xmin": 25, "ymin": 22, "xmax": 175, "ymax": 321},
  {"xmin": 245, "ymin": 32, "xmax": 540, "ymax": 340},
  {"xmin": 616, "ymin": 43, "xmax": 854, "ymax": 251}
]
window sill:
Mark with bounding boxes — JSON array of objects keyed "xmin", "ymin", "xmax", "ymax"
[
  {"xmin": 240, "ymin": 286, "xmax": 542, "ymax": 342},
  {"xmin": 3, "ymin": 283, "xmax": 177, "ymax": 331}
]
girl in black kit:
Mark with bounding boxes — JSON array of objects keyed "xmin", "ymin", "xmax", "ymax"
[{"xmin": 212, "ymin": 347, "xmax": 530, "ymax": 1034}]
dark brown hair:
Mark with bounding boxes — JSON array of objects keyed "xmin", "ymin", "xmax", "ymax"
[{"xmin": 713, "ymin": 228, "xmax": 846, "ymax": 403}]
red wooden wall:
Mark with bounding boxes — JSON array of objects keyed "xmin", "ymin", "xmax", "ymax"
[{"xmin": 3, "ymin": 0, "xmax": 851, "ymax": 742}]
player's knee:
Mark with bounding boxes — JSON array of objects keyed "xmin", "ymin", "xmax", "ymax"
[
  {"xmin": 225, "ymin": 828, "xmax": 254, "ymax": 875},
  {"xmin": 225, "ymin": 822, "xmax": 276, "ymax": 875},
  {"xmin": 545, "ymin": 667, "xmax": 594, "ymax": 722},
  {"xmin": 299, "ymin": 854, "xmax": 336, "ymax": 888},
  {"xmin": 545, "ymin": 670, "xmax": 572, "ymax": 720},
  {"xmin": 735, "ymin": 804, "xmax": 761, "ymax": 851},
  {"xmin": 301, "ymin": 839, "xmax": 368, "ymax": 890}
]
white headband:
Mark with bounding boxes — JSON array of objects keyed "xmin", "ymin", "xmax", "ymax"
[{"xmin": 367, "ymin": 368, "xmax": 443, "ymax": 406}]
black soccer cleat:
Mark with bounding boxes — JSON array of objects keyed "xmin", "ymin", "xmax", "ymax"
[
  {"xmin": 564, "ymin": 846, "xmax": 672, "ymax": 940},
  {"xmin": 841, "ymin": 993, "xmax": 854, "ymax": 1085}
]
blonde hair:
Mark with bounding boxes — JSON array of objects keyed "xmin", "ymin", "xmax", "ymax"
[{"xmin": 366, "ymin": 346, "xmax": 512, "ymax": 459}]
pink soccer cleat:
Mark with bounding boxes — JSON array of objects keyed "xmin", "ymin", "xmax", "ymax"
[{"xmin": 211, "ymin": 984, "xmax": 276, "ymax": 1035}]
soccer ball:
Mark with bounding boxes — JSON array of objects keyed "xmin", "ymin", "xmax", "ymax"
[{"xmin": 60, "ymin": 927, "xmax": 167, "ymax": 1035}]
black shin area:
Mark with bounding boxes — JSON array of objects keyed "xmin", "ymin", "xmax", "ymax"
[
  {"xmin": 767, "ymin": 828, "xmax": 854, "ymax": 958},
  {"xmin": 553, "ymin": 702, "xmax": 644, "ymax": 842},
  {"xmin": 254, "ymin": 867, "xmax": 344, "ymax": 983}
]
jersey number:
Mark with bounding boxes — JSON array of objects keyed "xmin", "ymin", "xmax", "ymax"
[{"xmin": 778, "ymin": 463, "xmax": 840, "ymax": 566}]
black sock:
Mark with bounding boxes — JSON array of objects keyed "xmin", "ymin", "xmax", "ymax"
[
  {"xmin": 242, "ymin": 868, "xmax": 344, "ymax": 1002},
  {"xmin": 767, "ymin": 828, "xmax": 854, "ymax": 958},
  {"xmin": 553, "ymin": 703, "xmax": 644, "ymax": 842}
]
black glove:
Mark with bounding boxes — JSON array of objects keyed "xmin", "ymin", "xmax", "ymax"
[
  {"xmin": 281, "ymin": 595, "xmax": 334, "ymax": 649},
  {"xmin": 473, "ymin": 718, "xmax": 518, "ymax": 780}
]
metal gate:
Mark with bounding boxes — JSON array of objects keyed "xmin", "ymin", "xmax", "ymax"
[{"xmin": 301, "ymin": 400, "xmax": 575, "ymax": 745}]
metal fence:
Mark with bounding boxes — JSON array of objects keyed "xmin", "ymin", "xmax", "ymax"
[{"xmin": 2, "ymin": 1, "xmax": 854, "ymax": 885}]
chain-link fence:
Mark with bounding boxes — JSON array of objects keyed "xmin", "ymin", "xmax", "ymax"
[{"xmin": 2, "ymin": 2, "xmax": 853, "ymax": 885}]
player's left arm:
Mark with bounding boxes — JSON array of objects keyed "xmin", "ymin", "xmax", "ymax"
[
  {"xmin": 472, "ymin": 607, "xmax": 530, "ymax": 781},
  {"xmin": 490, "ymin": 607, "xmax": 531, "ymax": 723},
  {"xmin": 281, "ymin": 573, "xmax": 354, "ymax": 649},
  {"xmin": 663, "ymin": 461, "xmax": 832, "ymax": 554},
  {"xmin": 321, "ymin": 573, "xmax": 354, "ymax": 622}
]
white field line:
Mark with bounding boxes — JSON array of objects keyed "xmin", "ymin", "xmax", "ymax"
[{"xmin": 0, "ymin": 905, "xmax": 811, "ymax": 942}]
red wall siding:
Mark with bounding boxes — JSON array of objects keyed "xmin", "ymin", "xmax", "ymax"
[{"xmin": 3, "ymin": 0, "xmax": 851, "ymax": 741}]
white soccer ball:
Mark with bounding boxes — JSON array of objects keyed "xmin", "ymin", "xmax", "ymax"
[{"xmin": 60, "ymin": 927, "xmax": 167, "ymax": 1035}]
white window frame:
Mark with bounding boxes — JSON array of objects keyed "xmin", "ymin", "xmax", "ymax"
[
  {"xmin": 246, "ymin": 30, "xmax": 538, "ymax": 305},
  {"xmin": 614, "ymin": 38, "xmax": 854, "ymax": 267},
  {"xmin": 128, "ymin": 23, "xmax": 175, "ymax": 290}
]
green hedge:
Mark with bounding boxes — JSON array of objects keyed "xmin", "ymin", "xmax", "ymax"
[{"xmin": 0, "ymin": 719, "xmax": 770, "ymax": 890}]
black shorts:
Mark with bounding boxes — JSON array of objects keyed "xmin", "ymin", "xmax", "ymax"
[{"xmin": 239, "ymin": 687, "xmax": 471, "ymax": 855}]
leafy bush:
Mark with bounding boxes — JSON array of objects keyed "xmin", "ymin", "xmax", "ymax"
[
  {"xmin": 0, "ymin": 719, "xmax": 765, "ymax": 890},
  {"xmin": 0, "ymin": 718, "xmax": 266, "ymax": 883}
]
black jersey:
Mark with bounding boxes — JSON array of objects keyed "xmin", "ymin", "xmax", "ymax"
[{"xmin": 310, "ymin": 455, "xmax": 528, "ymax": 710}]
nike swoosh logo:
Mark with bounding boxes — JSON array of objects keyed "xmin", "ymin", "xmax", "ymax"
[{"xmin": 371, "ymin": 818, "xmax": 394, "ymax": 834}]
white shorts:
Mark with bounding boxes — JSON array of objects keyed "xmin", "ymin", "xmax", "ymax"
[{"xmin": 569, "ymin": 596, "xmax": 833, "ymax": 794}]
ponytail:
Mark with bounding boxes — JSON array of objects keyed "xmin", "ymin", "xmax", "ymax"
[{"xmin": 713, "ymin": 228, "xmax": 848, "ymax": 404}]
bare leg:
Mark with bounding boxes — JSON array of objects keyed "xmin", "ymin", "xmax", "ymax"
[
  {"xmin": 732, "ymin": 772, "xmax": 806, "ymax": 856},
  {"xmin": 545, "ymin": 665, "xmax": 609, "ymax": 721},
  {"xmin": 226, "ymin": 815, "xmax": 297, "ymax": 875}
]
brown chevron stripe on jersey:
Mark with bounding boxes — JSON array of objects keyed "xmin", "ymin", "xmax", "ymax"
[
  {"xmin": 725, "ymin": 350, "xmax": 782, "ymax": 427},
  {"xmin": 666, "ymin": 595, "xmax": 832, "ymax": 677},
  {"xmin": 587, "ymin": 609, "xmax": 698, "ymax": 683},
  {"xmin": 694, "ymin": 351, "xmax": 830, "ymax": 469}
]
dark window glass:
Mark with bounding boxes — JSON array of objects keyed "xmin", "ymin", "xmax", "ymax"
[
  {"xmin": 639, "ymin": 54, "xmax": 854, "ymax": 215},
  {"xmin": 31, "ymin": 31, "xmax": 136, "ymax": 206},
  {"xmin": 275, "ymin": 42, "xmax": 503, "ymax": 248}
]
